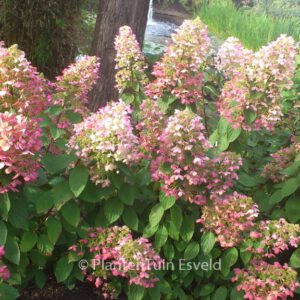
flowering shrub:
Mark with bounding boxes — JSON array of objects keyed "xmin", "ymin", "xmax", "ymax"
[
  {"xmin": 0, "ymin": 18, "xmax": 299, "ymax": 300},
  {"xmin": 114, "ymin": 26, "xmax": 148, "ymax": 98},
  {"xmin": 0, "ymin": 42, "xmax": 50, "ymax": 117},
  {"xmin": 55, "ymin": 55, "xmax": 99, "ymax": 112},
  {"xmin": 198, "ymin": 193, "xmax": 259, "ymax": 248},
  {"xmin": 146, "ymin": 17, "xmax": 210, "ymax": 106},
  {"xmin": 233, "ymin": 260, "xmax": 299, "ymax": 300},
  {"xmin": 150, "ymin": 108, "xmax": 242, "ymax": 204},
  {"xmin": 69, "ymin": 100, "xmax": 139, "ymax": 187},
  {"xmin": 261, "ymin": 141, "xmax": 300, "ymax": 182},
  {"xmin": 217, "ymin": 34, "xmax": 297, "ymax": 130},
  {"xmin": 69, "ymin": 226, "xmax": 162, "ymax": 298},
  {"xmin": 248, "ymin": 219, "xmax": 300, "ymax": 257},
  {"xmin": 0, "ymin": 112, "xmax": 42, "ymax": 193}
]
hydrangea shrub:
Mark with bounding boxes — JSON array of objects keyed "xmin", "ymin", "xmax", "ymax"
[{"xmin": 0, "ymin": 18, "xmax": 300, "ymax": 300}]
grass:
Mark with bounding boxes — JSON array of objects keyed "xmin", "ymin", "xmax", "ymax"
[{"xmin": 197, "ymin": 0, "xmax": 300, "ymax": 50}]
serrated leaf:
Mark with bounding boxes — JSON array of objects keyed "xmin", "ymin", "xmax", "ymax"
[
  {"xmin": 180, "ymin": 216, "xmax": 194, "ymax": 242},
  {"xmin": 119, "ymin": 184, "xmax": 138, "ymax": 205},
  {"xmin": 5, "ymin": 238, "xmax": 20, "ymax": 265},
  {"xmin": 128, "ymin": 284, "xmax": 145, "ymax": 300},
  {"xmin": 184, "ymin": 241, "xmax": 200, "ymax": 260},
  {"xmin": 285, "ymin": 195, "xmax": 300, "ymax": 223},
  {"xmin": 290, "ymin": 249, "xmax": 300, "ymax": 268},
  {"xmin": 42, "ymin": 153, "xmax": 77, "ymax": 174},
  {"xmin": 104, "ymin": 198, "xmax": 124, "ymax": 224},
  {"xmin": 69, "ymin": 165, "xmax": 89, "ymax": 197},
  {"xmin": 61, "ymin": 201, "xmax": 80, "ymax": 227},
  {"xmin": 0, "ymin": 221, "xmax": 7, "ymax": 245},
  {"xmin": 163, "ymin": 241, "xmax": 175, "ymax": 261},
  {"xmin": 46, "ymin": 217, "xmax": 62, "ymax": 244},
  {"xmin": 159, "ymin": 191, "xmax": 176, "ymax": 210},
  {"xmin": 55, "ymin": 256, "xmax": 73, "ymax": 283},
  {"xmin": 154, "ymin": 225, "xmax": 168, "ymax": 249},
  {"xmin": 149, "ymin": 204, "xmax": 164, "ymax": 227},
  {"xmin": 20, "ymin": 232, "xmax": 38, "ymax": 252},
  {"xmin": 201, "ymin": 232, "xmax": 216, "ymax": 255},
  {"xmin": 122, "ymin": 206, "xmax": 139, "ymax": 230}
]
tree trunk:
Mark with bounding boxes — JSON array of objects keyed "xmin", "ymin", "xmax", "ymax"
[{"xmin": 89, "ymin": 0, "xmax": 150, "ymax": 111}]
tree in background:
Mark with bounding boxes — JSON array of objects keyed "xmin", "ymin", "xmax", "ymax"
[
  {"xmin": 0, "ymin": 0, "xmax": 84, "ymax": 78},
  {"xmin": 89, "ymin": 0, "xmax": 150, "ymax": 111}
]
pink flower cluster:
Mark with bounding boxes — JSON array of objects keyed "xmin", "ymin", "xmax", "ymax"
[
  {"xmin": 146, "ymin": 18, "xmax": 210, "ymax": 105},
  {"xmin": 218, "ymin": 35, "xmax": 297, "ymax": 130},
  {"xmin": 55, "ymin": 55, "xmax": 99, "ymax": 113},
  {"xmin": 69, "ymin": 101, "xmax": 139, "ymax": 187},
  {"xmin": 114, "ymin": 26, "xmax": 148, "ymax": 95},
  {"xmin": 248, "ymin": 219, "xmax": 300, "ymax": 258},
  {"xmin": 198, "ymin": 192, "xmax": 259, "ymax": 247},
  {"xmin": 0, "ymin": 112, "xmax": 42, "ymax": 193},
  {"xmin": 150, "ymin": 109, "xmax": 242, "ymax": 204},
  {"xmin": 0, "ymin": 42, "xmax": 50, "ymax": 117},
  {"xmin": 215, "ymin": 37, "xmax": 253, "ymax": 78},
  {"xmin": 136, "ymin": 98, "xmax": 166, "ymax": 158},
  {"xmin": 69, "ymin": 226, "xmax": 163, "ymax": 298},
  {"xmin": 261, "ymin": 142, "xmax": 299, "ymax": 182},
  {"xmin": 233, "ymin": 260, "xmax": 299, "ymax": 300},
  {"xmin": 0, "ymin": 246, "xmax": 9, "ymax": 281}
]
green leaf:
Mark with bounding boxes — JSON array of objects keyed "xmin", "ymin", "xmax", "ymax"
[
  {"xmin": 0, "ymin": 193, "xmax": 10, "ymax": 220},
  {"xmin": 119, "ymin": 184, "xmax": 138, "ymax": 205},
  {"xmin": 61, "ymin": 201, "xmax": 80, "ymax": 227},
  {"xmin": 0, "ymin": 221, "xmax": 7, "ymax": 245},
  {"xmin": 159, "ymin": 191, "xmax": 176, "ymax": 210},
  {"xmin": 20, "ymin": 232, "xmax": 38, "ymax": 252},
  {"xmin": 163, "ymin": 241, "xmax": 175, "ymax": 261},
  {"xmin": 201, "ymin": 232, "xmax": 216, "ymax": 255},
  {"xmin": 35, "ymin": 270, "xmax": 46, "ymax": 289},
  {"xmin": 143, "ymin": 223, "xmax": 159, "ymax": 238},
  {"xmin": 244, "ymin": 109, "xmax": 257, "ymax": 124},
  {"xmin": 104, "ymin": 198, "xmax": 124, "ymax": 224},
  {"xmin": 66, "ymin": 110, "xmax": 82, "ymax": 124},
  {"xmin": 128, "ymin": 284, "xmax": 145, "ymax": 300},
  {"xmin": 8, "ymin": 195, "xmax": 28, "ymax": 230},
  {"xmin": 212, "ymin": 286, "xmax": 227, "ymax": 300},
  {"xmin": 285, "ymin": 195, "xmax": 300, "ymax": 223},
  {"xmin": 154, "ymin": 225, "xmax": 168, "ymax": 249},
  {"xmin": 5, "ymin": 237, "xmax": 20, "ymax": 265},
  {"xmin": 80, "ymin": 181, "xmax": 112, "ymax": 203},
  {"xmin": 122, "ymin": 206, "xmax": 139, "ymax": 230},
  {"xmin": 37, "ymin": 234, "xmax": 54, "ymax": 256},
  {"xmin": 290, "ymin": 249, "xmax": 300, "ymax": 268},
  {"xmin": 55, "ymin": 256, "xmax": 73, "ymax": 283},
  {"xmin": 240, "ymin": 250, "xmax": 252, "ymax": 266},
  {"xmin": 0, "ymin": 284, "xmax": 19, "ymax": 300},
  {"xmin": 222, "ymin": 247, "xmax": 238, "ymax": 272},
  {"xmin": 69, "ymin": 165, "xmax": 89, "ymax": 197},
  {"xmin": 170, "ymin": 205, "xmax": 183, "ymax": 230},
  {"xmin": 52, "ymin": 180, "xmax": 74, "ymax": 209},
  {"xmin": 37, "ymin": 193, "xmax": 54, "ymax": 215},
  {"xmin": 149, "ymin": 204, "xmax": 164, "ymax": 227},
  {"xmin": 180, "ymin": 216, "xmax": 195, "ymax": 242},
  {"xmin": 281, "ymin": 178, "xmax": 299, "ymax": 198},
  {"xmin": 46, "ymin": 105, "xmax": 62, "ymax": 116},
  {"xmin": 42, "ymin": 153, "xmax": 77, "ymax": 174},
  {"xmin": 184, "ymin": 241, "xmax": 200, "ymax": 260},
  {"xmin": 46, "ymin": 217, "xmax": 62, "ymax": 244},
  {"xmin": 199, "ymin": 283, "xmax": 215, "ymax": 296}
]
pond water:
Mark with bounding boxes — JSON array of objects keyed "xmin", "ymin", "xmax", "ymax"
[{"xmin": 144, "ymin": 0, "xmax": 179, "ymax": 55}]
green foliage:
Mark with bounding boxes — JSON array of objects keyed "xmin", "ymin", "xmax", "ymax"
[{"xmin": 198, "ymin": 0, "xmax": 300, "ymax": 50}]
